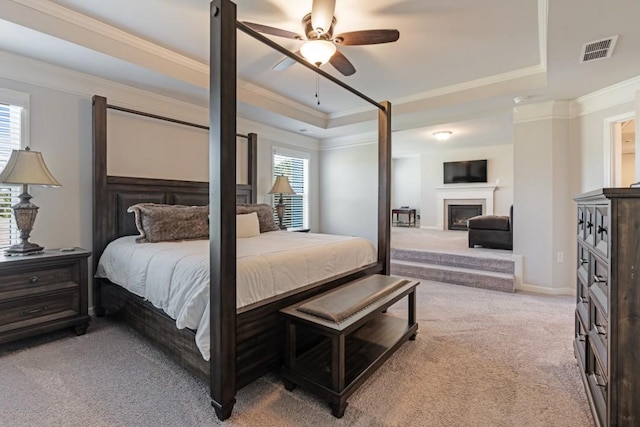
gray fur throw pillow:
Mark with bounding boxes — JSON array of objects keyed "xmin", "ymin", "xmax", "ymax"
[
  {"xmin": 236, "ymin": 203, "xmax": 280, "ymax": 232},
  {"xmin": 127, "ymin": 203, "xmax": 209, "ymax": 243}
]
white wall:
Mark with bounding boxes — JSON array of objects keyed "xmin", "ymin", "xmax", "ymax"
[
  {"xmin": 319, "ymin": 143, "xmax": 378, "ymax": 244},
  {"xmin": 419, "ymin": 144, "xmax": 514, "ymax": 228},
  {"xmin": 392, "ymin": 157, "xmax": 421, "ymax": 215}
]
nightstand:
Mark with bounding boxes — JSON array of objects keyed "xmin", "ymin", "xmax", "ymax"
[
  {"xmin": 0, "ymin": 248, "xmax": 91, "ymax": 345},
  {"xmin": 287, "ymin": 227, "xmax": 311, "ymax": 233}
]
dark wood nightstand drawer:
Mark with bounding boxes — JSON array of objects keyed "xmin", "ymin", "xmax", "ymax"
[
  {"xmin": 0, "ymin": 266, "xmax": 76, "ymax": 300},
  {"xmin": 0, "ymin": 248, "xmax": 91, "ymax": 344},
  {"xmin": 0, "ymin": 288, "xmax": 79, "ymax": 331}
]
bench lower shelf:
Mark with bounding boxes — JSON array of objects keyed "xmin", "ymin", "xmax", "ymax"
[{"xmin": 280, "ymin": 274, "xmax": 419, "ymax": 418}]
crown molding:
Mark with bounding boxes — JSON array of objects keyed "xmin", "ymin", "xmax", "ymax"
[
  {"xmin": 570, "ymin": 75, "xmax": 640, "ymax": 117},
  {"xmin": 320, "ymin": 133, "xmax": 377, "ymax": 151},
  {"xmin": 10, "ymin": 0, "xmax": 206, "ymax": 73},
  {"xmin": 237, "ymin": 117, "xmax": 319, "ymax": 151},
  {"xmin": 4, "ymin": 0, "xmax": 207, "ymax": 86},
  {"xmin": 538, "ymin": 0, "xmax": 548, "ymax": 71},
  {"xmin": 513, "ymin": 100, "xmax": 570, "ymax": 124}
]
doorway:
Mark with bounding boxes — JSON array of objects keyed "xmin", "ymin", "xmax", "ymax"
[
  {"xmin": 604, "ymin": 113, "xmax": 636, "ymax": 187},
  {"xmin": 618, "ymin": 119, "xmax": 636, "ymax": 187}
]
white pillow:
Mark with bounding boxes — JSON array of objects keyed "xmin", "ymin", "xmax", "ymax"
[{"xmin": 237, "ymin": 212, "xmax": 260, "ymax": 238}]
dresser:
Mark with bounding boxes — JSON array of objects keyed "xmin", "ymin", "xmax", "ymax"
[
  {"xmin": 574, "ymin": 188, "xmax": 640, "ymax": 427},
  {"xmin": 0, "ymin": 248, "xmax": 91, "ymax": 345}
]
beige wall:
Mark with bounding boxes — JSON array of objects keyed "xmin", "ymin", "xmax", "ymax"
[
  {"xmin": 513, "ymin": 117, "xmax": 554, "ymax": 289},
  {"xmin": 622, "ymin": 153, "xmax": 636, "ymax": 187},
  {"xmin": 392, "ymin": 157, "xmax": 421, "ymax": 215},
  {"xmin": 319, "ymin": 143, "xmax": 379, "ymax": 244}
]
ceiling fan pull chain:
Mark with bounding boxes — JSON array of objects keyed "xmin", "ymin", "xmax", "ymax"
[{"xmin": 316, "ymin": 75, "xmax": 321, "ymax": 106}]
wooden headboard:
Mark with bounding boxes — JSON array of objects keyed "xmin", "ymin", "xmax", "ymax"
[{"xmin": 92, "ymin": 95, "xmax": 257, "ymax": 269}]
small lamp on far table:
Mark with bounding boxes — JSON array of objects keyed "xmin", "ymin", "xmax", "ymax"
[
  {"xmin": 268, "ymin": 175, "xmax": 295, "ymax": 230},
  {"xmin": 0, "ymin": 147, "xmax": 61, "ymax": 255}
]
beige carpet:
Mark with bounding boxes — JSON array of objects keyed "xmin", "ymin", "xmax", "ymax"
[
  {"xmin": 392, "ymin": 227, "xmax": 514, "ymax": 260},
  {"xmin": 0, "ymin": 281, "xmax": 592, "ymax": 427}
]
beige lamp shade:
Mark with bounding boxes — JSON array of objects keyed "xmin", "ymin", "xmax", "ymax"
[
  {"xmin": 268, "ymin": 175, "xmax": 295, "ymax": 195},
  {"xmin": 0, "ymin": 147, "xmax": 61, "ymax": 187}
]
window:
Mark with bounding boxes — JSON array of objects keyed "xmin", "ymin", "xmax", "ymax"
[
  {"xmin": 0, "ymin": 89, "xmax": 28, "ymax": 249},
  {"xmin": 272, "ymin": 147, "xmax": 309, "ymax": 229}
]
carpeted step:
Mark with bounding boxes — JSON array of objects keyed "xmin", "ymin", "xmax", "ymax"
[
  {"xmin": 391, "ymin": 260, "xmax": 515, "ymax": 293},
  {"xmin": 391, "ymin": 248, "xmax": 514, "ymax": 274}
]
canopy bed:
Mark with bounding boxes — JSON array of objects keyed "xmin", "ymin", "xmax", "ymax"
[{"xmin": 92, "ymin": 0, "xmax": 392, "ymax": 420}]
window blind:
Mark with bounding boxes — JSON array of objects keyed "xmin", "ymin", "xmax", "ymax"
[
  {"xmin": 0, "ymin": 103, "xmax": 22, "ymax": 249},
  {"xmin": 273, "ymin": 150, "xmax": 309, "ymax": 229}
]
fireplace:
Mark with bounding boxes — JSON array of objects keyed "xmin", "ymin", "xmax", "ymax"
[{"xmin": 448, "ymin": 205, "xmax": 482, "ymax": 230}]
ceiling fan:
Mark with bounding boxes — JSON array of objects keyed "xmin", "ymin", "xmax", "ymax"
[{"xmin": 243, "ymin": 0, "xmax": 399, "ymax": 76}]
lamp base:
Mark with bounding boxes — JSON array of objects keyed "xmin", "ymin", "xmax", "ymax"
[{"xmin": 5, "ymin": 241, "xmax": 44, "ymax": 256}]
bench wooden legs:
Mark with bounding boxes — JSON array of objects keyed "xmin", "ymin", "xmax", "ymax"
[{"xmin": 281, "ymin": 276, "xmax": 420, "ymax": 419}]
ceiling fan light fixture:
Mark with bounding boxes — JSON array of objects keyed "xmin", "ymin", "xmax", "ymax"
[
  {"xmin": 433, "ymin": 131, "xmax": 453, "ymax": 141},
  {"xmin": 300, "ymin": 40, "xmax": 336, "ymax": 66}
]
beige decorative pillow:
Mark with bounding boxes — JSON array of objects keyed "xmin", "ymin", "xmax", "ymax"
[
  {"xmin": 236, "ymin": 212, "xmax": 260, "ymax": 238},
  {"xmin": 236, "ymin": 203, "xmax": 280, "ymax": 232},
  {"xmin": 127, "ymin": 203, "xmax": 209, "ymax": 243}
]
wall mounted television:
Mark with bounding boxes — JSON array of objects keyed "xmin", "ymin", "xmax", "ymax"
[{"xmin": 443, "ymin": 159, "xmax": 488, "ymax": 184}]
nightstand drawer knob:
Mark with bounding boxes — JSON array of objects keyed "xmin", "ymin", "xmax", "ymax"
[
  {"xmin": 29, "ymin": 276, "xmax": 39, "ymax": 284},
  {"xmin": 20, "ymin": 306, "xmax": 48, "ymax": 316}
]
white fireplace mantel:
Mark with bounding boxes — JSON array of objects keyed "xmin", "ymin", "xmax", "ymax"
[{"xmin": 434, "ymin": 185, "xmax": 497, "ymax": 230}]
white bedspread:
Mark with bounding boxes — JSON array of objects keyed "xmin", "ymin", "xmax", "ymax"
[{"xmin": 95, "ymin": 231, "xmax": 376, "ymax": 360}]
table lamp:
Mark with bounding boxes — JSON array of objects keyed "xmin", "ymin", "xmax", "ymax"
[
  {"xmin": 0, "ymin": 147, "xmax": 61, "ymax": 255},
  {"xmin": 268, "ymin": 175, "xmax": 295, "ymax": 230}
]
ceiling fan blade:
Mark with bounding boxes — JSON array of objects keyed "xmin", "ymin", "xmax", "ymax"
[
  {"xmin": 334, "ymin": 29, "xmax": 400, "ymax": 45},
  {"xmin": 242, "ymin": 22, "xmax": 303, "ymax": 40},
  {"xmin": 311, "ymin": 0, "xmax": 336, "ymax": 35},
  {"xmin": 272, "ymin": 51, "xmax": 301, "ymax": 71},
  {"xmin": 329, "ymin": 50, "xmax": 356, "ymax": 76}
]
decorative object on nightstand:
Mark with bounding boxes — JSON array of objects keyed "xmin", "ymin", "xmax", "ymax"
[
  {"xmin": 0, "ymin": 147, "xmax": 61, "ymax": 255},
  {"xmin": 0, "ymin": 248, "xmax": 91, "ymax": 345},
  {"xmin": 268, "ymin": 175, "xmax": 295, "ymax": 230}
]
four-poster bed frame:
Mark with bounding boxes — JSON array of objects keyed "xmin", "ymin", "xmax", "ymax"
[{"xmin": 92, "ymin": 0, "xmax": 391, "ymax": 421}]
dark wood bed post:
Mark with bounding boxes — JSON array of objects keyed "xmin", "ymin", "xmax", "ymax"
[
  {"xmin": 92, "ymin": 95, "xmax": 108, "ymax": 315},
  {"xmin": 209, "ymin": 0, "xmax": 237, "ymax": 420},
  {"xmin": 248, "ymin": 132, "xmax": 257, "ymax": 203},
  {"xmin": 378, "ymin": 101, "xmax": 392, "ymax": 275}
]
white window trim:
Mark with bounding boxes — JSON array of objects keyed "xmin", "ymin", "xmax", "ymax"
[
  {"xmin": 0, "ymin": 88, "xmax": 29, "ymax": 148},
  {"xmin": 272, "ymin": 146, "xmax": 311, "ymax": 229}
]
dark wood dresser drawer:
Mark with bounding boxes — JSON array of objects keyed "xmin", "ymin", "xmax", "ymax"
[
  {"xmin": 574, "ymin": 312, "xmax": 588, "ymax": 372},
  {"xmin": 594, "ymin": 205, "xmax": 609, "ymax": 258},
  {"xmin": 589, "ymin": 298, "xmax": 608, "ymax": 368},
  {"xmin": 587, "ymin": 345, "xmax": 607, "ymax": 427}
]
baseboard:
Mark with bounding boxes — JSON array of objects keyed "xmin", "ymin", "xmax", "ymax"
[
  {"xmin": 420, "ymin": 225, "xmax": 440, "ymax": 230},
  {"xmin": 517, "ymin": 283, "xmax": 574, "ymax": 296}
]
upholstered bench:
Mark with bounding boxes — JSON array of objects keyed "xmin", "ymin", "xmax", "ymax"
[
  {"xmin": 280, "ymin": 274, "xmax": 419, "ymax": 418},
  {"xmin": 468, "ymin": 205, "xmax": 513, "ymax": 250}
]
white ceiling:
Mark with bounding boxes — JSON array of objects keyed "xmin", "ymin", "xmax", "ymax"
[{"xmin": 1, "ymin": 0, "xmax": 639, "ymax": 155}]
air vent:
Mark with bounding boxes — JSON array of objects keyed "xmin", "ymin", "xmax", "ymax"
[{"xmin": 580, "ymin": 36, "xmax": 618, "ymax": 62}]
